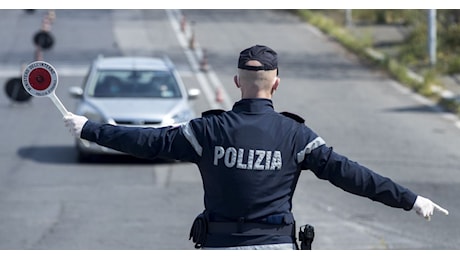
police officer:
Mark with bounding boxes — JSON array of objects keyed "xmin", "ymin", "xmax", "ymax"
[{"xmin": 64, "ymin": 44, "xmax": 449, "ymax": 250}]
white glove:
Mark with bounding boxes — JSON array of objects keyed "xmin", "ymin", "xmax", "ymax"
[
  {"xmin": 412, "ymin": 195, "xmax": 449, "ymax": 221},
  {"xmin": 63, "ymin": 112, "xmax": 88, "ymax": 138}
]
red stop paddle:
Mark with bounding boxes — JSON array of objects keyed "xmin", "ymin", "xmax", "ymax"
[{"xmin": 22, "ymin": 61, "xmax": 69, "ymax": 116}]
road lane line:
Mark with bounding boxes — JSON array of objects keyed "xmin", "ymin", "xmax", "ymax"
[{"xmin": 165, "ymin": 9, "xmax": 232, "ymax": 110}]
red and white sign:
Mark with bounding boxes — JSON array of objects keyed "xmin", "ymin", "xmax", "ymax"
[
  {"xmin": 21, "ymin": 61, "xmax": 69, "ymax": 116},
  {"xmin": 22, "ymin": 61, "xmax": 58, "ymax": 97}
]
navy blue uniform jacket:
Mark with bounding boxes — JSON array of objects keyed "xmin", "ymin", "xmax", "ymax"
[{"xmin": 81, "ymin": 98, "xmax": 417, "ymax": 247}]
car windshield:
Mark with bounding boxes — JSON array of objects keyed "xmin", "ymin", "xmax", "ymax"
[{"xmin": 88, "ymin": 70, "xmax": 182, "ymax": 98}]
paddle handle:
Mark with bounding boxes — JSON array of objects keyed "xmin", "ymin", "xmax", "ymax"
[{"xmin": 49, "ymin": 92, "xmax": 69, "ymax": 116}]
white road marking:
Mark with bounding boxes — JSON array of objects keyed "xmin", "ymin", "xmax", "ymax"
[{"xmin": 165, "ymin": 9, "xmax": 233, "ymax": 111}]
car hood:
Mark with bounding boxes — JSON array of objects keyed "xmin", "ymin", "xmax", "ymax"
[{"xmin": 85, "ymin": 97, "xmax": 188, "ymax": 123}]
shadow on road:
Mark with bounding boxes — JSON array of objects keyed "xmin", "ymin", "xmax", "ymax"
[
  {"xmin": 383, "ymin": 104, "xmax": 445, "ymax": 114},
  {"xmin": 17, "ymin": 145, "xmax": 176, "ymax": 165}
]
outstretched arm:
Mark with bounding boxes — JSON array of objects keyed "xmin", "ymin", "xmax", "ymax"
[
  {"xmin": 63, "ymin": 112, "xmax": 199, "ymax": 162},
  {"xmin": 304, "ymin": 145, "xmax": 449, "ymax": 221}
]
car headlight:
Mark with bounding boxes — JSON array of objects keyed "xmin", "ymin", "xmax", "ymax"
[
  {"xmin": 84, "ymin": 111, "xmax": 105, "ymax": 123},
  {"xmin": 163, "ymin": 109, "xmax": 194, "ymax": 125},
  {"xmin": 78, "ymin": 104, "xmax": 115, "ymax": 125}
]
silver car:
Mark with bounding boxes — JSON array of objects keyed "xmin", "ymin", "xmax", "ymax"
[{"xmin": 69, "ymin": 55, "xmax": 200, "ymax": 162}]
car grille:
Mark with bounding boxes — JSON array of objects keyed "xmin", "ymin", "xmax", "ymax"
[{"xmin": 114, "ymin": 119, "xmax": 162, "ymax": 126}]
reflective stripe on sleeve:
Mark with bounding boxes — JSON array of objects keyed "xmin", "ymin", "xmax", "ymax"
[
  {"xmin": 181, "ymin": 122, "xmax": 203, "ymax": 157},
  {"xmin": 296, "ymin": 137, "xmax": 325, "ymax": 163}
]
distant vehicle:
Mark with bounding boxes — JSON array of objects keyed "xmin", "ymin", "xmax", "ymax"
[{"xmin": 69, "ymin": 55, "xmax": 201, "ymax": 162}]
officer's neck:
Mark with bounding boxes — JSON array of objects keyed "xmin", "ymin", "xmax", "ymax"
[{"xmin": 241, "ymin": 90, "xmax": 272, "ymax": 99}]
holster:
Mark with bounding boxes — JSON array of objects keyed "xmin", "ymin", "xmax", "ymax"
[
  {"xmin": 298, "ymin": 224, "xmax": 315, "ymax": 250},
  {"xmin": 189, "ymin": 212, "xmax": 208, "ymax": 249}
]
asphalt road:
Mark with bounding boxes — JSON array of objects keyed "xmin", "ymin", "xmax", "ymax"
[{"xmin": 0, "ymin": 9, "xmax": 459, "ymax": 250}]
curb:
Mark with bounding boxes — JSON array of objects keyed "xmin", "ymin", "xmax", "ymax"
[{"xmin": 364, "ymin": 47, "xmax": 460, "ymax": 114}]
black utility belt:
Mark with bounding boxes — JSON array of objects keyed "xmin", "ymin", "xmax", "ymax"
[{"xmin": 208, "ymin": 221, "xmax": 294, "ymax": 236}]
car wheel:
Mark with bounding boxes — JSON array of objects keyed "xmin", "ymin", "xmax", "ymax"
[
  {"xmin": 77, "ymin": 150, "xmax": 93, "ymax": 163},
  {"xmin": 75, "ymin": 142, "xmax": 95, "ymax": 163}
]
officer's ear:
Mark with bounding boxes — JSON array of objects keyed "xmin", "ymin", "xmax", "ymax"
[
  {"xmin": 272, "ymin": 76, "xmax": 280, "ymax": 92},
  {"xmin": 233, "ymin": 75, "xmax": 240, "ymax": 88}
]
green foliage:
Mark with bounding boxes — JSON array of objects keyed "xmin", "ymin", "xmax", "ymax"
[
  {"xmin": 447, "ymin": 57, "xmax": 460, "ymax": 74},
  {"xmin": 399, "ymin": 23, "xmax": 428, "ymax": 66},
  {"xmin": 296, "ymin": 10, "xmax": 371, "ymax": 55},
  {"xmin": 303, "ymin": 10, "xmax": 460, "ymax": 74},
  {"xmin": 438, "ymin": 98, "xmax": 460, "ymax": 114},
  {"xmin": 351, "ymin": 10, "xmax": 412, "ymax": 25},
  {"xmin": 295, "ymin": 9, "xmax": 460, "ymax": 116}
]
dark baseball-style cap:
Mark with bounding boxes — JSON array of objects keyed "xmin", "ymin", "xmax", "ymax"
[{"xmin": 238, "ymin": 45, "xmax": 278, "ymax": 74}]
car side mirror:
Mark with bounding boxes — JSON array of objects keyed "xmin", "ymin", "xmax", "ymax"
[
  {"xmin": 69, "ymin": 86, "xmax": 84, "ymax": 98},
  {"xmin": 188, "ymin": 88, "xmax": 200, "ymax": 100}
]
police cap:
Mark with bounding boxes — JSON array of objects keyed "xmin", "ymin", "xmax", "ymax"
[{"xmin": 238, "ymin": 45, "xmax": 278, "ymax": 74}]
